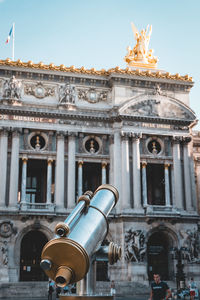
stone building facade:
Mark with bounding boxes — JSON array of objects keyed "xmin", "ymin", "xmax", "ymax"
[{"xmin": 0, "ymin": 59, "xmax": 200, "ymax": 297}]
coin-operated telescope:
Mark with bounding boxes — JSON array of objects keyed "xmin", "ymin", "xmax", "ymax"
[{"xmin": 41, "ymin": 184, "xmax": 121, "ymax": 300}]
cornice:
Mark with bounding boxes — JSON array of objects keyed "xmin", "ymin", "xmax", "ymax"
[
  {"xmin": 0, "ymin": 104, "xmax": 194, "ymax": 126},
  {"xmin": 0, "ymin": 58, "xmax": 193, "ymax": 83}
]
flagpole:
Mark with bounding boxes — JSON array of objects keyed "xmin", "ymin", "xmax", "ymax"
[{"xmin": 12, "ymin": 23, "xmax": 15, "ymax": 61}]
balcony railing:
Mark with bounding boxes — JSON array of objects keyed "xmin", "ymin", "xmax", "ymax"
[{"xmin": 19, "ymin": 202, "xmax": 55, "ymax": 212}]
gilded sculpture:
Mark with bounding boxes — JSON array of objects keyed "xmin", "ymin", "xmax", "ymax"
[{"xmin": 124, "ymin": 22, "xmax": 158, "ymax": 69}]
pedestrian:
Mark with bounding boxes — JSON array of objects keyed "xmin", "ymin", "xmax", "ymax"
[
  {"xmin": 48, "ymin": 279, "xmax": 55, "ymax": 300},
  {"xmin": 149, "ymin": 273, "xmax": 172, "ymax": 300},
  {"xmin": 188, "ymin": 278, "xmax": 197, "ymax": 300},
  {"xmin": 110, "ymin": 280, "xmax": 116, "ymax": 296},
  {"xmin": 56, "ymin": 284, "xmax": 61, "ymax": 299}
]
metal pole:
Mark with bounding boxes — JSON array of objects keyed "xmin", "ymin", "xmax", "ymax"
[{"xmin": 12, "ymin": 23, "xmax": 15, "ymax": 61}]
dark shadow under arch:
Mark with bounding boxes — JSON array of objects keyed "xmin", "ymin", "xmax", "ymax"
[
  {"xmin": 20, "ymin": 230, "xmax": 48, "ymax": 281},
  {"xmin": 147, "ymin": 231, "xmax": 173, "ymax": 281}
]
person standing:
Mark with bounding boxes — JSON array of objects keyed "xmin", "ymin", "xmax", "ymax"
[
  {"xmin": 48, "ymin": 279, "xmax": 55, "ymax": 300},
  {"xmin": 149, "ymin": 273, "xmax": 172, "ymax": 300},
  {"xmin": 110, "ymin": 280, "xmax": 116, "ymax": 296},
  {"xmin": 188, "ymin": 278, "xmax": 197, "ymax": 300}
]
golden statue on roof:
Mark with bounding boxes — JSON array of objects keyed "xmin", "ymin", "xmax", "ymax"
[{"xmin": 124, "ymin": 22, "xmax": 158, "ymax": 69}]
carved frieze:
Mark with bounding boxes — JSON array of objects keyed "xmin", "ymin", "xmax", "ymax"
[
  {"xmin": 77, "ymin": 88, "xmax": 108, "ymax": 103},
  {"xmin": 24, "ymin": 81, "xmax": 55, "ymax": 98}
]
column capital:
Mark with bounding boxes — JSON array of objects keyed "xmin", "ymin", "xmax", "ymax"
[
  {"xmin": 121, "ymin": 131, "xmax": 131, "ymax": 139},
  {"xmin": 22, "ymin": 155, "xmax": 28, "ymax": 163},
  {"xmin": 102, "ymin": 161, "xmax": 107, "ymax": 168},
  {"xmin": 142, "ymin": 161, "xmax": 147, "ymax": 168},
  {"xmin": 172, "ymin": 136, "xmax": 183, "ymax": 144},
  {"xmin": 0, "ymin": 127, "xmax": 9, "ymax": 137},
  {"xmin": 48, "ymin": 157, "xmax": 53, "ymax": 164},
  {"xmin": 11, "ymin": 128, "xmax": 21, "ymax": 137},
  {"xmin": 164, "ymin": 163, "xmax": 170, "ymax": 169},
  {"xmin": 182, "ymin": 136, "xmax": 192, "ymax": 144},
  {"xmin": 132, "ymin": 133, "xmax": 142, "ymax": 141},
  {"xmin": 56, "ymin": 131, "xmax": 65, "ymax": 138},
  {"xmin": 68, "ymin": 131, "xmax": 77, "ymax": 137},
  {"xmin": 78, "ymin": 160, "xmax": 83, "ymax": 166}
]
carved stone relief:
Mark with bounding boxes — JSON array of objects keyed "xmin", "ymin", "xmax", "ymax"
[
  {"xmin": 2, "ymin": 75, "xmax": 22, "ymax": 101},
  {"xmin": 123, "ymin": 98, "xmax": 193, "ymax": 120},
  {"xmin": 24, "ymin": 81, "xmax": 55, "ymax": 98},
  {"xmin": 125, "ymin": 228, "xmax": 146, "ymax": 262},
  {"xmin": 59, "ymin": 84, "xmax": 76, "ymax": 105},
  {"xmin": 179, "ymin": 228, "xmax": 200, "ymax": 263},
  {"xmin": 77, "ymin": 88, "xmax": 108, "ymax": 103}
]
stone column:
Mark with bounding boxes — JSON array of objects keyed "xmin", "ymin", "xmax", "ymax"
[
  {"xmin": 109, "ymin": 135, "xmax": 114, "ymax": 185},
  {"xmin": 183, "ymin": 137, "xmax": 193, "ymax": 211},
  {"xmin": 113, "ymin": 129, "xmax": 122, "ymax": 212},
  {"xmin": 172, "ymin": 137, "xmax": 184, "ymax": 210},
  {"xmin": 47, "ymin": 158, "xmax": 53, "ymax": 204},
  {"xmin": 78, "ymin": 160, "xmax": 83, "ymax": 197},
  {"xmin": 21, "ymin": 156, "xmax": 28, "ymax": 203},
  {"xmin": 132, "ymin": 133, "xmax": 142, "ymax": 210},
  {"xmin": 164, "ymin": 164, "xmax": 171, "ymax": 206},
  {"xmin": 121, "ymin": 132, "xmax": 131, "ymax": 210},
  {"xmin": 101, "ymin": 161, "xmax": 107, "ymax": 185},
  {"xmin": 67, "ymin": 132, "xmax": 76, "ymax": 209},
  {"xmin": 9, "ymin": 129, "xmax": 20, "ymax": 209},
  {"xmin": 0, "ymin": 129, "xmax": 8, "ymax": 208},
  {"xmin": 142, "ymin": 162, "xmax": 148, "ymax": 206},
  {"xmin": 55, "ymin": 132, "xmax": 65, "ymax": 210}
]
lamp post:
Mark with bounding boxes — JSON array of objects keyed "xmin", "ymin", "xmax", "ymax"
[{"xmin": 171, "ymin": 247, "xmax": 187, "ymax": 292}]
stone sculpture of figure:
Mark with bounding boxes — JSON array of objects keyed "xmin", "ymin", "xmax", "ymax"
[
  {"xmin": 59, "ymin": 84, "xmax": 76, "ymax": 105},
  {"xmin": 1, "ymin": 241, "xmax": 8, "ymax": 265},
  {"xmin": 3, "ymin": 75, "xmax": 21, "ymax": 100},
  {"xmin": 125, "ymin": 229, "xmax": 146, "ymax": 262}
]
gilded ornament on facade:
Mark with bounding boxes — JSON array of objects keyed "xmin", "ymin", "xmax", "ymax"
[
  {"xmin": 0, "ymin": 59, "xmax": 192, "ymax": 82},
  {"xmin": 124, "ymin": 23, "xmax": 158, "ymax": 69}
]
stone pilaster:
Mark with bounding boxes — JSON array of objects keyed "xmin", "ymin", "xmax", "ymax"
[
  {"xmin": 55, "ymin": 132, "xmax": 65, "ymax": 210},
  {"xmin": 172, "ymin": 136, "xmax": 184, "ymax": 210},
  {"xmin": 132, "ymin": 133, "xmax": 142, "ymax": 211},
  {"xmin": 67, "ymin": 132, "xmax": 76, "ymax": 209},
  {"xmin": 0, "ymin": 129, "xmax": 8, "ymax": 208},
  {"xmin": 9, "ymin": 129, "xmax": 20, "ymax": 209},
  {"xmin": 78, "ymin": 160, "xmax": 83, "ymax": 197},
  {"xmin": 121, "ymin": 132, "xmax": 131, "ymax": 210}
]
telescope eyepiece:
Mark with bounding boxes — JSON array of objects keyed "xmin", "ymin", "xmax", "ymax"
[{"xmin": 55, "ymin": 266, "xmax": 73, "ymax": 287}]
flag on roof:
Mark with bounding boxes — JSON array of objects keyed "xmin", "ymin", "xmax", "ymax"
[{"xmin": 5, "ymin": 24, "xmax": 13, "ymax": 44}]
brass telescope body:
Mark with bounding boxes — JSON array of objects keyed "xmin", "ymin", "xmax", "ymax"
[{"xmin": 41, "ymin": 184, "xmax": 119, "ymax": 288}]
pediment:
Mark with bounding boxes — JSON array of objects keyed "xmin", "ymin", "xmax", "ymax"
[{"xmin": 119, "ymin": 94, "xmax": 196, "ymax": 121}]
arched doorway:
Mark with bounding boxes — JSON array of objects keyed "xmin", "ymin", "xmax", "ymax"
[
  {"xmin": 20, "ymin": 230, "xmax": 48, "ymax": 281},
  {"xmin": 147, "ymin": 231, "xmax": 172, "ymax": 281}
]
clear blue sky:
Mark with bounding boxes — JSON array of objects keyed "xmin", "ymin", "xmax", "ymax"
[{"xmin": 0, "ymin": 0, "xmax": 199, "ymax": 129}]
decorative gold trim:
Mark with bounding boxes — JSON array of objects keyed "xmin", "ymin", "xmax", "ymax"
[{"xmin": 0, "ymin": 58, "xmax": 193, "ymax": 82}]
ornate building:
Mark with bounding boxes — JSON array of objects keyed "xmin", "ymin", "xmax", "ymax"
[{"xmin": 0, "ymin": 25, "xmax": 200, "ymax": 297}]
